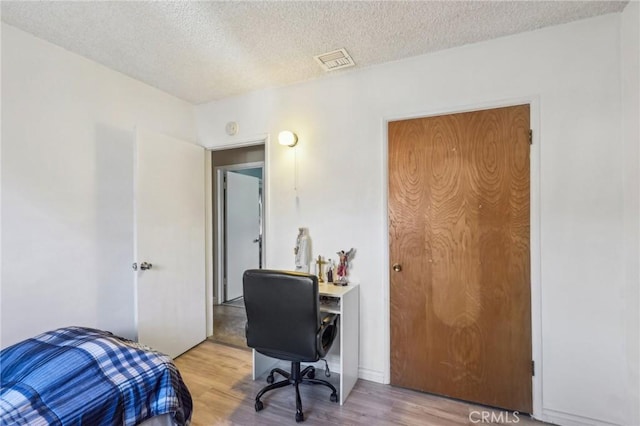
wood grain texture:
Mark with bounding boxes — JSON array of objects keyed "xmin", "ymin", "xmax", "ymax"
[
  {"xmin": 175, "ymin": 341, "xmax": 545, "ymax": 425},
  {"xmin": 388, "ymin": 105, "xmax": 532, "ymax": 413}
]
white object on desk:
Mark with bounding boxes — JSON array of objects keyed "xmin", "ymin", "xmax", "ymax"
[
  {"xmin": 294, "ymin": 228, "xmax": 311, "ymax": 273},
  {"xmin": 252, "ymin": 283, "xmax": 360, "ymax": 405}
]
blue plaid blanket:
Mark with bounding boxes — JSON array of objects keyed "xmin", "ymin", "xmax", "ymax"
[{"xmin": 0, "ymin": 327, "xmax": 192, "ymax": 425}]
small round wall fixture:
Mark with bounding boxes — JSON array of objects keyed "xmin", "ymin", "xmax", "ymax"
[
  {"xmin": 225, "ymin": 121, "xmax": 238, "ymax": 136},
  {"xmin": 278, "ymin": 130, "xmax": 298, "ymax": 147}
]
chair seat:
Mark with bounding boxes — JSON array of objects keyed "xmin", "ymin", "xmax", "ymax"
[{"xmin": 255, "ymin": 348, "xmax": 316, "ymax": 363}]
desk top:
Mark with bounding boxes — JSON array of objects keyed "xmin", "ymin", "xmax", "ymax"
[{"xmin": 319, "ymin": 282, "xmax": 358, "ymax": 298}]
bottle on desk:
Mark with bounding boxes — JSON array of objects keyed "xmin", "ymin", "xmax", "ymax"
[{"xmin": 327, "ymin": 259, "xmax": 334, "ymax": 283}]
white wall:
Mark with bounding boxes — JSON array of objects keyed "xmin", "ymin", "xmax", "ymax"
[
  {"xmin": 621, "ymin": 2, "xmax": 640, "ymax": 425},
  {"xmin": 1, "ymin": 24, "xmax": 196, "ymax": 347},
  {"xmin": 196, "ymin": 13, "xmax": 638, "ymax": 426}
]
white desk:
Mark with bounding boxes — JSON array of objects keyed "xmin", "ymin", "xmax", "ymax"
[{"xmin": 252, "ymin": 283, "xmax": 360, "ymax": 405}]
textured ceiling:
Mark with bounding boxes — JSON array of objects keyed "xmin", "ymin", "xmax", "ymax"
[{"xmin": 1, "ymin": 1, "xmax": 628, "ymax": 104}]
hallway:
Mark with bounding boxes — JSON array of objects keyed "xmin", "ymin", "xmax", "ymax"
[{"xmin": 211, "ymin": 298, "xmax": 247, "ymax": 349}]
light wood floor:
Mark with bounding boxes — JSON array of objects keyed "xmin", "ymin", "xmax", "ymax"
[{"xmin": 174, "ymin": 341, "xmax": 546, "ymax": 426}]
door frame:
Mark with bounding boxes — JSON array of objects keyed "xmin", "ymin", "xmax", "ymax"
[
  {"xmin": 205, "ymin": 137, "xmax": 269, "ymax": 337},
  {"xmin": 381, "ymin": 96, "xmax": 542, "ymax": 418},
  {"xmin": 214, "ymin": 161, "xmax": 265, "ymax": 304}
]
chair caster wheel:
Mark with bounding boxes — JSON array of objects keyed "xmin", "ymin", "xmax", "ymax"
[
  {"xmin": 255, "ymin": 400, "xmax": 264, "ymax": 412},
  {"xmin": 307, "ymin": 369, "xmax": 315, "ymax": 379},
  {"xmin": 295, "ymin": 411, "xmax": 304, "ymax": 422},
  {"xmin": 266, "ymin": 374, "xmax": 274, "ymax": 384},
  {"xmin": 330, "ymin": 392, "xmax": 338, "ymax": 403}
]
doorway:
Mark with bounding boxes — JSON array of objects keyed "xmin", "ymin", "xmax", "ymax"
[
  {"xmin": 388, "ymin": 105, "xmax": 532, "ymax": 412},
  {"xmin": 210, "ymin": 144, "xmax": 265, "ymax": 348},
  {"xmin": 220, "ymin": 166, "xmax": 263, "ymax": 303}
]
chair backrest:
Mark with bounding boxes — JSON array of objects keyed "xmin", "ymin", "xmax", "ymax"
[{"xmin": 243, "ymin": 269, "xmax": 320, "ymax": 362}]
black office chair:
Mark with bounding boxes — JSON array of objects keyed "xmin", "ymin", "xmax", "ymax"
[{"xmin": 243, "ymin": 269, "xmax": 339, "ymax": 422}]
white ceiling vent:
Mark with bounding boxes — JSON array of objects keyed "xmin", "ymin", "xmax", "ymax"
[{"xmin": 314, "ymin": 48, "xmax": 355, "ymax": 72}]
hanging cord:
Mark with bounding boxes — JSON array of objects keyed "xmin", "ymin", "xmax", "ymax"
[
  {"xmin": 293, "ymin": 145, "xmax": 298, "ymax": 192},
  {"xmin": 321, "ymin": 358, "xmax": 331, "ymax": 377},
  {"xmin": 294, "ymin": 146, "xmax": 300, "ymax": 212}
]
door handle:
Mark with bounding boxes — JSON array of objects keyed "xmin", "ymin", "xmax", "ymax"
[
  {"xmin": 392, "ymin": 263, "xmax": 402, "ymax": 272},
  {"xmin": 140, "ymin": 262, "xmax": 153, "ymax": 270},
  {"xmin": 133, "ymin": 262, "xmax": 153, "ymax": 271},
  {"xmin": 253, "ymin": 237, "xmax": 261, "ymax": 243}
]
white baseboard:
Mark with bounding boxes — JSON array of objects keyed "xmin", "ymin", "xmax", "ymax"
[
  {"xmin": 542, "ymin": 408, "xmax": 622, "ymax": 426},
  {"xmin": 358, "ymin": 367, "xmax": 385, "ymax": 383}
]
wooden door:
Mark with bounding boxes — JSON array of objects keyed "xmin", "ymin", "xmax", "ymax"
[
  {"xmin": 388, "ymin": 105, "xmax": 532, "ymax": 412},
  {"xmin": 135, "ymin": 129, "xmax": 206, "ymax": 358}
]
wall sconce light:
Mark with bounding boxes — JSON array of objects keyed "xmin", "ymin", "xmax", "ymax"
[{"xmin": 278, "ymin": 130, "xmax": 298, "ymax": 147}]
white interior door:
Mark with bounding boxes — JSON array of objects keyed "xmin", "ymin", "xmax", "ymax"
[
  {"xmin": 135, "ymin": 129, "xmax": 206, "ymax": 358},
  {"xmin": 225, "ymin": 171, "xmax": 260, "ymax": 301}
]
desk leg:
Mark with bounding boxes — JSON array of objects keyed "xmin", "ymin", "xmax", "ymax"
[
  {"xmin": 253, "ymin": 349, "xmax": 279, "ymax": 380},
  {"xmin": 340, "ymin": 286, "xmax": 359, "ymax": 405}
]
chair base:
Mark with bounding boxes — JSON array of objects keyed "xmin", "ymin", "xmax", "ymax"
[{"xmin": 254, "ymin": 361, "xmax": 338, "ymax": 422}]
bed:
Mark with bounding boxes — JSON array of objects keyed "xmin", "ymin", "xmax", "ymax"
[{"xmin": 0, "ymin": 326, "xmax": 192, "ymax": 425}]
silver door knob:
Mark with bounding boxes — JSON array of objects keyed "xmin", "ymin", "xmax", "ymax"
[
  {"xmin": 140, "ymin": 262, "xmax": 153, "ymax": 270},
  {"xmin": 392, "ymin": 263, "xmax": 402, "ymax": 272}
]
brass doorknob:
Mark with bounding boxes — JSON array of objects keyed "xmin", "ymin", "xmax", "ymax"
[{"xmin": 392, "ymin": 263, "xmax": 402, "ymax": 272}]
